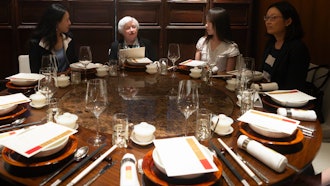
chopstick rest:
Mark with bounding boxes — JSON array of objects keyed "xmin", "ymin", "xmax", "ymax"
[{"xmin": 237, "ymin": 135, "xmax": 288, "ymax": 173}]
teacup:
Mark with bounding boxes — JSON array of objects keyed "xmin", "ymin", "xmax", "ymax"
[
  {"xmin": 189, "ymin": 67, "xmax": 202, "ymax": 78},
  {"xmin": 96, "ymin": 66, "xmax": 109, "ymax": 77},
  {"xmin": 54, "ymin": 112, "xmax": 78, "ymax": 129},
  {"xmin": 226, "ymin": 78, "xmax": 237, "ymax": 91},
  {"xmin": 29, "ymin": 92, "xmax": 46, "ymax": 106},
  {"xmin": 146, "ymin": 64, "xmax": 158, "ymax": 74},
  {"xmin": 133, "ymin": 122, "xmax": 156, "ymax": 143},
  {"xmin": 57, "ymin": 74, "xmax": 70, "ymax": 87},
  {"xmin": 211, "ymin": 114, "xmax": 233, "ymax": 134}
]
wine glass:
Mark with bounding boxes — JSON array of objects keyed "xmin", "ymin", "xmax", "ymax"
[
  {"xmin": 79, "ymin": 46, "xmax": 92, "ymax": 83},
  {"xmin": 38, "ymin": 69, "xmax": 57, "ymax": 104},
  {"xmin": 240, "ymin": 57, "xmax": 255, "ymax": 90},
  {"xmin": 85, "ymin": 78, "xmax": 108, "ymax": 146},
  {"xmin": 207, "ymin": 57, "xmax": 217, "ymax": 86},
  {"xmin": 118, "ymin": 43, "xmax": 128, "ymax": 77},
  {"xmin": 177, "ymin": 80, "xmax": 199, "ymax": 136},
  {"xmin": 40, "ymin": 54, "xmax": 58, "ymax": 75},
  {"xmin": 167, "ymin": 43, "xmax": 180, "ymax": 78}
]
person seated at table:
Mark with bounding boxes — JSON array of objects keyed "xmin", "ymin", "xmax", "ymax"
[
  {"xmin": 261, "ymin": 1, "xmax": 310, "ymax": 91},
  {"xmin": 109, "ymin": 16, "xmax": 157, "ymax": 62},
  {"xmin": 28, "ymin": 3, "xmax": 77, "ymax": 73},
  {"xmin": 195, "ymin": 7, "xmax": 240, "ymax": 73}
]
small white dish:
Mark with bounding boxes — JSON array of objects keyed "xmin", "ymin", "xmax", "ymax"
[
  {"xmin": 96, "ymin": 72, "xmax": 108, "ymax": 77},
  {"xmin": 189, "ymin": 73, "xmax": 201, "ymax": 79},
  {"xmin": 213, "ymin": 126, "xmax": 234, "ymax": 136},
  {"xmin": 225, "ymin": 85, "xmax": 235, "ymax": 92},
  {"xmin": 29, "ymin": 102, "xmax": 46, "ymax": 109},
  {"xmin": 130, "ymin": 134, "xmax": 154, "ymax": 146},
  {"xmin": 146, "ymin": 70, "xmax": 158, "ymax": 74}
]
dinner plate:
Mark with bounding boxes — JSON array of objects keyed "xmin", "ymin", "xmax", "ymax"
[
  {"xmin": 238, "ymin": 122, "xmax": 304, "ymax": 145},
  {"xmin": 262, "ymin": 96, "xmax": 314, "ymax": 113},
  {"xmin": 0, "ymin": 104, "xmax": 28, "ymax": 124},
  {"xmin": 6, "ymin": 81, "xmax": 36, "ymax": 96},
  {"xmin": 2, "ymin": 135, "xmax": 77, "ymax": 177},
  {"xmin": 142, "ymin": 149, "xmax": 222, "ymax": 186}
]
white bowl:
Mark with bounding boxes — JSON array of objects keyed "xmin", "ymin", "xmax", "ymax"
[
  {"xmin": 152, "ymin": 146, "xmax": 213, "ymax": 179},
  {"xmin": 34, "ymin": 137, "xmax": 69, "ymax": 157},
  {"xmin": 189, "ymin": 73, "xmax": 201, "ymax": 79},
  {"xmin": 271, "ymin": 98, "xmax": 308, "ymax": 107},
  {"xmin": 248, "ymin": 123, "xmax": 292, "ymax": 138},
  {"xmin": 0, "ymin": 104, "xmax": 18, "ymax": 115},
  {"xmin": 10, "ymin": 79, "xmax": 38, "ymax": 86}
]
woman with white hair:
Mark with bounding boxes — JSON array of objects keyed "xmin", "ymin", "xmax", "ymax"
[{"xmin": 109, "ymin": 16, "xmax": 157, "ymax": 61}]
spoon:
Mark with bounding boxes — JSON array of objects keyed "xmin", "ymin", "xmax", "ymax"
[
  {"xmin": 39, "ymin": 146, "xmax": 89, "ymax": 186},
  {"xmin": 0, "ymin": 118, "xmax": 26, "ymax": 129}
]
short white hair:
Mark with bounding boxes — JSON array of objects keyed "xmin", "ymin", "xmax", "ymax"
[{"xmin": 118, "ymin": 16, "xmax": 139, "ymax": 34}]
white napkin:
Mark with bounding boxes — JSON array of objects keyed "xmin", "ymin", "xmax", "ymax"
[
  {"xmin": 70, "ymin": 62, "xmax": 102, "ymax": 69},
  {"xmin": 238, "ymin": 109, "xmax": 300, "ymax": 135},
  {"xmin": 252, "ymin": 82, "xmax": 279, "ymax": 91},
  {"xmin": 127, "ymin": 57, "xmax": 152, "ymax": 64},
  {"xmin": 179, "ymin": 59, "xmax": 206, "ymax": 67},
  {"xmin": 277, "ymin": 108, "xmax": 317, "ymax": 121},
  {"xmin": 153, "ymin": 136, "xmax": 218, "ymax": 177},
  {"xmin": 6, "ymin": 73, "xmax": 45, "ymax": 81},
  {"xmin": 0, "ymin": 93, "xmax": 30, "ymax": 107}
]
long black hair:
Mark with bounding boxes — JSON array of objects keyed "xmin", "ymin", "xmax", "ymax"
[
  {"xmin": 31, "ymin": 3, "xmax": 68, "ymax": 50},
  {"xmin": 205, "ymin": 7, "xmax": 233, "ymax": 44},
  {"xmin": 266, "ymin": 1, "xmax": 304, "ymax": 41}
]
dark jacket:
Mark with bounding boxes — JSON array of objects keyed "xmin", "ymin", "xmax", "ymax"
[
  {"xmin": 262, "ymin": 39, "xmax": 310, "ymax": 91},
  {"xmin": 109, "ymin": 38, "xmax": 157, "ymax": 62},
  {"xmin": 28, "ymin": 33, "xmax": 77, "ymax": 73}
]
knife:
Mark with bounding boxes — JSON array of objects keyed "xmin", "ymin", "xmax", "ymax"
[
  {"xmin": 237, "ymin": 153, "xmax": 269, "ymax": 184},
  {"xmin": 0, "ymin": 120, "xmax": 43, "ymax": 132},
  {"xmin": 51, "ymin": 143, "xmax": 106, "ymax": 186},
  {"xmin": 83, "ymin": 161, "xmax": 115, "ymax": 186}
]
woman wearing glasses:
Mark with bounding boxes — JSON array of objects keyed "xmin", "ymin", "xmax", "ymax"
[{"xmin": 262, "ymin": 1, "xmax": 310, "ymax": 91}]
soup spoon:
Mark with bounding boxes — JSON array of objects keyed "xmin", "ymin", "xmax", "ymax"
[
  {"xmin": 40, "ymin": 146, "xmax": 89, "ymax": 186},
  {"xmin": 0, "ymin": 118, "xmax": 26, "ymax": 129}
]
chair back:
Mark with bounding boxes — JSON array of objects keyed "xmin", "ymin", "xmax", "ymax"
[{"xmin": 18, "ymin": 55, "xmax": 31, "ymax": 73}]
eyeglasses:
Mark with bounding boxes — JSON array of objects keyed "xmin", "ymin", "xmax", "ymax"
[{"xmin": 263, "ymin": 15, "xmax": 282, "ymax": 21}]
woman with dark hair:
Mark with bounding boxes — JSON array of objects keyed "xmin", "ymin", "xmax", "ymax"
[
  {"xmin": 262, "ymin": 1, "xmax": 310, "ymax": 91},
  {"xmin": 29, "ymin": 3, "xmax": 77, "ymax": 73},
  {"xmin": 195, "ymin": 7, "xmax": 240, "ymax": 72}
]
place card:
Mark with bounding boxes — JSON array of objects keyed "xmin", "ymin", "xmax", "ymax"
[
  {"xmin": 238, "ymin": 109, "xmax": 300, "ymax": 135},
  {"xmin": 0, "ymin": 122, "xmax": 77, "ymax": 158},
  {"xmin": 153, "ymin": 136, "xmax": 218, "ymax": 177},
  {"xmin": 0, "ymin": 93, "xmax": 30, "ymax": 107}
]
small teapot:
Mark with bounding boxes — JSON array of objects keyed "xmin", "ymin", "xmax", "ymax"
[{"xmin": 29, "ymin": 92, "xmax": 47, "ymax": 106}]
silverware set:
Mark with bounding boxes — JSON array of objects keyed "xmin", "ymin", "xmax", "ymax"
[{"xmin": 297, "ymin": 125, "xmax": 315, "ymax": 137}]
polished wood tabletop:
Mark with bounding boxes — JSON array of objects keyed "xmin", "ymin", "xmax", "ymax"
[{"xmin": 0, "ymin": 70, "xmax": 322, "ymax": 186}]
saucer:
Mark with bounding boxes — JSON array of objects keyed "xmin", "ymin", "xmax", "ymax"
[
  {"xmin": 225, "ymin": 85, "xmax": 235, "ymax": 92},
  {"xmin": 213, "ymin": 126, "xmax": 234, "ymax": 136},
  {"xmin": 130, "ymin": 134, "xmax": 155, "ymax": 146},
  {"xmin": 29, "ymin": 102, "xmax": 46, "ymax": 109}
]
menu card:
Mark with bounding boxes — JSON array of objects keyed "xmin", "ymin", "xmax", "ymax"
[
  {"xmin": 153, "ymin": 136, "xmax": 218, "ymax": 177},
  {"xmin": 0, "ymin": 122, "xmax": 77, "ymax": 158},
  {"xmin": 265, "ymin": 89, "xmax": 316, "ymax": 103},
  {"xmin": 238, "ymin": 109, "xmax": 300, "ymax": 135},
  {"xmin": 0, "ymin": 93, "xmax": 30, "ymax": 107},
  {"xmin": 120, "ymin": 47, "xmax": 145, "ymax": 58},
  {"xmin": 179, "ymin": 59, "xmax": 206, "ymax": 67}
]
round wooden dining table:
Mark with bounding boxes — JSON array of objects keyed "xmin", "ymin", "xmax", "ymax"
[{"xmin": 0, "ymin": 69, "xmax": 322, "ymax": 186}]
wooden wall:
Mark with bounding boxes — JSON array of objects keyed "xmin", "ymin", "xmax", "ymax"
[{"xmin": 0, "ymin": 0, "xmax": 329, "ymax": 80}]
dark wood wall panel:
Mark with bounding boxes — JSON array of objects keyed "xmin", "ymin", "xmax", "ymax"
[
  {"xmin": 166, "ymin": 3, "xmax": 206, "ymax": 26},
  {"xmin": 0, "ymin": 0, "xmax": 12, "ymax": 26},
  {"xmin": 69, "ymin": 2, "xmax": 114, "ymax": 26}
]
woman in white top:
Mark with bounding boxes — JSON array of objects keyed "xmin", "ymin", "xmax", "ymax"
[{"xmin": 195, "ymin": 7, "xmax": 240, "ymax": 72}]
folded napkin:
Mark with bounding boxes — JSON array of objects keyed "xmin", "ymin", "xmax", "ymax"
[
  {"xmin": 238, "ymin": 109, "xmax": 300, "ymax": 135},
  {"xmin": 0, "ymin": 93, "xmax": 30, "ymax": 107},
  {"xmin": 252, "ymin": 82, "xmax": 279, "ymax": 91},
  {"xmin": 127, "ymin": 57, "xmax": 152, "ymax": 64},
  {"xmin": 70, "ymin": 62, "xmax": 102, "ymax": 69},
  {"xmin": 153, "ymin": 136, "xmax": 218, "ymax": 177},
  {"xmin": 277, "ymin": 108, "xmax": 317, "ymax": 121},
  {"xmin": 6, "ymin": 73, "xmax": 44, "ymax": 81}
]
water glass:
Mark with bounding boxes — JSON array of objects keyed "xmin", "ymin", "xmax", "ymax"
[
  {"xmin": 112, "ymin": 113, "xmax": 129, "ymax": 148},
  {"xmin": 240, "ymin": 89, "xmax": 255, "ymax": 115},
  {"xmin": 195, "ymin": 108, "xmax": 212, "ymax": 142},
  {"xmin": 47, "ymin": 98, "xmax": 61, "ymax": 122},
  {"xmin": 159, "ymin": 58, "xmax": 168, "ymax": 75},
  {"xmin": 108, "ymin": 59, "xmax": 118, "ymax": 77},
  {"xmin": 71, "ymin": 71, "xmax": 81, "ymax": 84}
]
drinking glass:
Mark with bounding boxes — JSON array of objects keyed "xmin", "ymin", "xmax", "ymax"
[
  {"xmin": 85, "ymin": 79, "xmax": 108, "ymax": 146},
  {"xmin": 112, "ymin": 113, "xmax": 129, "ymax": 148},
  {"xmin": 38, "ymin": 69, "xmax": 57, "ymax": 104},
  {"xmin": 118, "ymin": 43, "xmax": 128, "ymax": 77},
  {"xmin": 207, "ymin": 57, "xmax": 217, "ymax": 86},
  {"xmin": 40, "ymin": 54, "xmax": 58, "ymax": 75},
  {"xmin": 239, "ymin": 57, "xmax": 255, "ymax": 90},
  {"xmin": 177, "ymin": 80, "xmax": 199, "ymax": 136},
  {"xmin": 167, "ymin": 43, "xmax": 180, "ymax": 78},
  {"xmin": 79, "ymin": 46, "xmax": 92, "ymax": 83},
  {"xmin": 195, "ymin": 108, "xmax": 212, "ymax": 142}
]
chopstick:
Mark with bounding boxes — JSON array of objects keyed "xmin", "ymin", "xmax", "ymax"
[
  {"xmin": 217, "ymin": 138, "xmax": 263, "ymax": 185},
  {"xmin": 209, "ymin": 141, "xmax": 250, "ymax": 186},
  {"xmin": 267, "ymin": 90, "xmax": 299, "ymax": 94}
]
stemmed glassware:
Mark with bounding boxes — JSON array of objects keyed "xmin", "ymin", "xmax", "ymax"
[
  {"xmin": 167, "ymin": 43, "xmax": 180, "ymax": 78},
  {"xmin": 79, "ymin": 46, "xmax": 92, "ymax": 83},
  {"xmin": 207, "ymin": 57, "xmax": 217, "ymax": 86},
  {"xmin": 177, "ymin": 80, "xmax": 199, "ymax": 136},
  {"xmin": 118, "ymin": 43, "xmax": 128, "ymax": 77},
  {"xmin": 85, "ymin": 79, "xmax": 108, "ymax": 146},
  {"xmin": 38, "ymin": 68, "xmax": 57, "ymax": 105}
]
